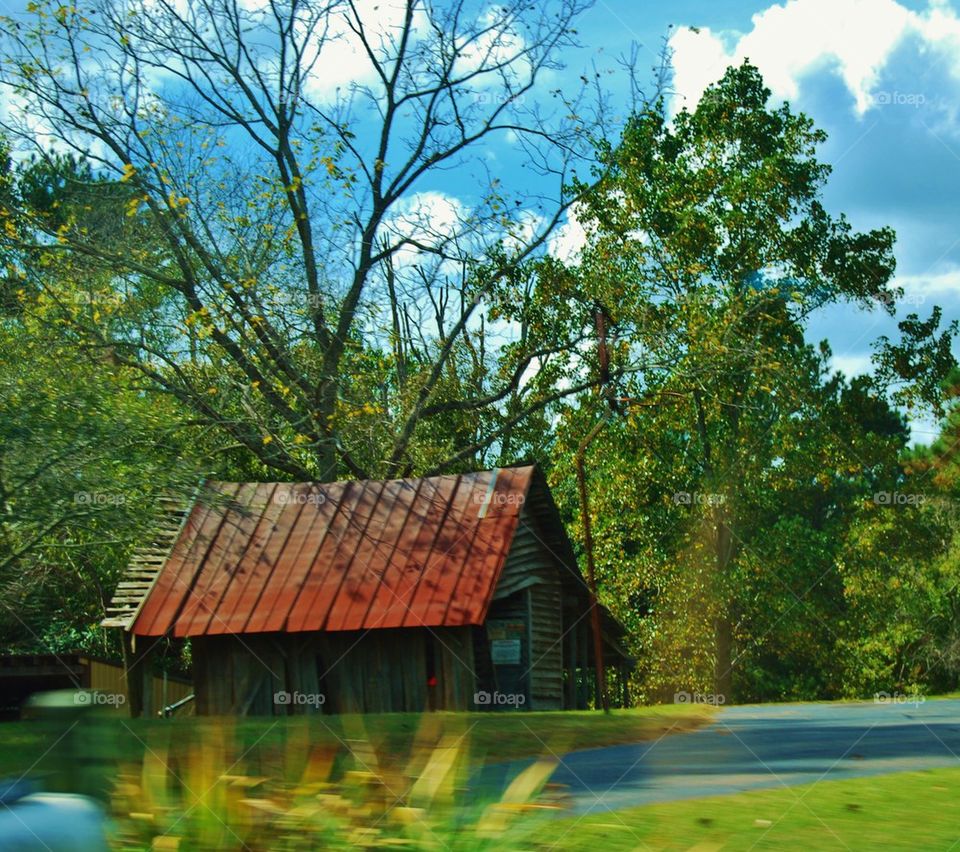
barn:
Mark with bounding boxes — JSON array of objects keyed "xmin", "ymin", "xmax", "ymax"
[{"xmin": 103, "ymin": 465, "xmax": 631, "ymax": 716}]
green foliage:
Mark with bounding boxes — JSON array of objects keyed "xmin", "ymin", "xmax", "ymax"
[
  {"xmin": 550, "ymin": 62, "xmax": 959, "ymax": 702},
  {"xmin": 0, "ymin": 147, "xmax": 205, "ymax": 654},
  {"xmin": 0, "ymin": 48, "xmax": 958, "ymax": 710}
]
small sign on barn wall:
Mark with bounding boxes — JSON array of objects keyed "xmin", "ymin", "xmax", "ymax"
[
  {"xmin": 490, "ymin": 639, "xmax": 521, "ymax": 664},
  {"xmin": 486, "ymin": 619, "xmax": 524, "ymax": 665}
]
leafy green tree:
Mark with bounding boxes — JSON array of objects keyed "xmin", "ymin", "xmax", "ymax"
[
  {"xmin": 0, "ymin": 303, "xmax": 200, "ymax": 655},
  {"xmin": 549, "ymin": 63, "xmax": 957, "ymax": 701},
  {"xmin": 0, "ymin": 148, "xmax": 202, "ymax": 655}
]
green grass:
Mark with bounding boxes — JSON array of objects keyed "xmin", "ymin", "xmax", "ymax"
[
  {"xmin": 0, "ymin": 705, "xmax": 716, "ymax": 849},
  {"xmin": 542, "ymin": 768, "xmax": 960, "ymax": 850},
  {"xmin": 0, "ymin": 703, "xmax": 715, "ymax": 784},
  {"xmin": 358, "ymin": 704, "xmax": 716, "ymax": 766}
]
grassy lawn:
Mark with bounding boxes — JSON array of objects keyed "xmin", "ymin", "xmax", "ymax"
[
  {"xmin": 0, "ymin": 703, "xmax": 715, "ymax": 782},
  {"xmin": 358, "ymin": 704, "xmax": 716, "ymax": 767},
  {"xmin": 543, "ymin": 768, "xmax": 960, "ymax": 850}
]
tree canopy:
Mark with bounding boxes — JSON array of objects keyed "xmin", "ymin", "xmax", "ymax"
[
  {"xmin": 547, "ymin": 63, "xmax": 958, "ymax": 701},
  {"xmin": 0, "ymin": 0, "xmax": 632, "ymax": 483}
]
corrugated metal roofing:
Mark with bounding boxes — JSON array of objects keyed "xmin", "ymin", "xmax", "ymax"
[{"xmin": 130, "ymin": 466, "xmax": 536, "ymax": 638}]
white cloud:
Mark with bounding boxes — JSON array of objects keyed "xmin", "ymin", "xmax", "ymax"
[
  {"xmin": 380, "ymin": 191, "xmax": 469, "ymax": 267},
  {"xmin": 298, "ymin": 1, "xmax": 528, "ymax": 103},
  {"xmin": 895, "ymin": 265, "xmax": 960, "ymax": 304},
  {"xmin": 299, "ymin": 0, "xmax": 429, "ymax": 100},
  {"xmin": 451, "ymin": 6, "xmax": 530, "ymax": 87},
  {"xmin": 548, "ymin": 205, "xmax": 588, "ymax": 262},
  {"xmin": 830, "ymin": 352, "xmax": 874, "ymax": 377},
  {"xmin": 669, "ymin": 26, "xmax": 739, "ymax": 114},
  {"xmin": 383, "ymin": 192, "xmax": 552, "ymax": 269},
  {"xmin": 669, "ymin": 0, "xmax": 960, "ymax": 116}
]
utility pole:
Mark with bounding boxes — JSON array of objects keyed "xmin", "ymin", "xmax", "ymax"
[
  {"xmin": 575, "ymin": 306, "xmax": 613, "ymax": 713},
  {"xmin": 575, "ymin": 416, "xmax": 610, "ymax": 712}
]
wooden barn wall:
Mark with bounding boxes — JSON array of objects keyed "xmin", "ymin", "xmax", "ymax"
[
  {"xmin": 527, "ymin": 581, "xmax": 563, "ymax": 710},
  {"xmin": 145, "ymin": 671, "xmax": 194, "ymax": 716},
  {"xmin": 192, "ymin": 634, "xmax": 289, "ymax": 716},
  {"xmin": 484, "ymin": 591, "xmax": 529, "ymax": 704},
  {"xmin": 316, "ymin": 628, "xmax": 428, "ymax": 714},
  {"xmin": 492, "ymin": 510, "xmax": 564, "ymax": 710},
  {"xmin": 87, "ymin": 658, "xmax": 193, "ymax": 716},
  {"xmin": 192, "ymin": 627, "xmax": 475, "ymax": 715},
  {"xmin": 434, "ymin": 627, "xmax": 475, "ymax": 710},
  {"xmin": 316, "ymin": 627, "xmax": 475, "ymax": 713}
]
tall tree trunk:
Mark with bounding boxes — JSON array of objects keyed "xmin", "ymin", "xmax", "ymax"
[
  {"xmin": 315, "ymin": 382, "xmax": 340, "ymax": 482},
  {"xmin": 714, "ymin": 610, "xmax": 733, "ymax": 701},
  {"xmin": 714, "ymin": 517, "xmax": 735, "ymax": 701}
]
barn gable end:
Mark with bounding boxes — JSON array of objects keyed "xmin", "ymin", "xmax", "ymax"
[{"xmin": 489, "ymin": 509, "xmax": 565, "ymax": 710}]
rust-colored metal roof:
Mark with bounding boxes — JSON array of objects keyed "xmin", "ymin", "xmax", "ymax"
[{"xmin": 130, "ymin": 466, "xmax": 535, "ymax": 637}]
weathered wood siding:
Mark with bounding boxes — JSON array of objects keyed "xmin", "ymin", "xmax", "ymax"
[
  {"xmin": 193, "ymin": 627, "xmax": 475, "ymax": 715},
  {"xmin": 322, "ymin": 627, "xmax": 475, "ymax": 712},
  {"xmin": 491, "ymin": 509, "xmax": 564, "ymax": 710},
  {"xmin": 88, "ymin": 658, "xmax": 193, "ymax": 716},
  {"xmin": 193, "ymin": 634, "xmax": 289, "ymax": 715},
  {"xmin": 484, "ymin": 591, "xmax": 529, "ymax": 705},
  {"xmin": 527, "ymin": 580, "xmax": 563, "ymax": 709}
]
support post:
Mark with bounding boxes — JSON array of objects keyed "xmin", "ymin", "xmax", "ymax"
[
  {"xmin": 122, "ymin": 632, "xmax": 159, "ymax": 718},
  {"xmin": 565, "ymin": 606, "xmax": 577, "ymax": 710}
]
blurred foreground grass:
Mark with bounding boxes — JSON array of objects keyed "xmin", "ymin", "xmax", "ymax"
[
  {"xmin": 5, "ymin": 705, "xmax": 954, "ymax": 850},
  {"xmin": 545, "ymin": 767, "xmax": 960, "ymax": 850},
  {"xmin": 0, "ymin": 704, "xmax": 713, "ymax": 778},
  {"xmin": 0, "ymin": 704, "xmax": 713, "ymax": 850}
]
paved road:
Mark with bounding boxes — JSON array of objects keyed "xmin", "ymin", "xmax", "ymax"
[{"xmin": 549, "ymin": 699, "xmax": 960, "ymax": 814}]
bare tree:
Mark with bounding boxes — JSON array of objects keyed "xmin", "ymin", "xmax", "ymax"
[{"xmin": 1, "ymin": 0, "xmax": 641, "ymax": 480}]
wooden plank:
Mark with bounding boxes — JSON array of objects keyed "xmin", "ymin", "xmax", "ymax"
[
  {"xmin": 460, "ymin": 468, "xmax": 534, "ymax": 624},
  {"xmin": 103, "ymin": 492, "xmax": 198, "ymax": 632},
  {"xmin": 529, "ymin": 580, "xmax": 563, "ymax": 709}
]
